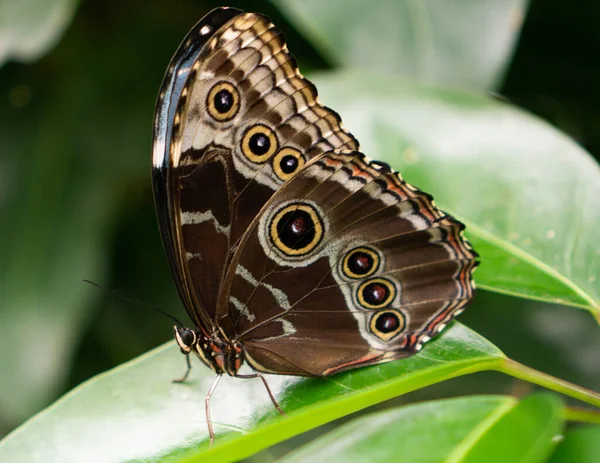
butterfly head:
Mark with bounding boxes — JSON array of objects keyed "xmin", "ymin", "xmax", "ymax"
[
  {"xmin": 173, "ymin": 325, "xmax": 198, "ymax": 354},
  {"xmin": 172, "ymin": 325, "xmax": 244, "ymax": 376}
]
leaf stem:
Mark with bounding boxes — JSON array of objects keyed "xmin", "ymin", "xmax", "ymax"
[
  {"xmin": 494, "ymin": 358, "xmax": 600, "ymax": 408},
  {"xmin": 563, "ymin": 406, "xmax": 600, "ymax": 425}
]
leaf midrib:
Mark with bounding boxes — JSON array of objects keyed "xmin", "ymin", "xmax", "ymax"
[{"xmin": 443, "ymin": 399, "xmax": 516, "ymax": 463}]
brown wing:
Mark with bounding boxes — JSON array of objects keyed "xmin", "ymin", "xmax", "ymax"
[
  {"xmin": 219, "ymin": 151, "xmax": 478, "ymax": 376},
  {"xmin": 152, "ymin": 8, "xmax": 358, "ymax": 329}
]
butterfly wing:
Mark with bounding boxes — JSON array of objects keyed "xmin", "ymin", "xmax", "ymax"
[
  {"xmin": 219, "ymin": 151, "xmax": 478, "ymax": 376},
  {"xmin": 152, "ymin": 8, "xmax": 358, "ymax": 328}
]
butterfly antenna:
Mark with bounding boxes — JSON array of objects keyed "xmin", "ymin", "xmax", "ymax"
[
  {"xmin": 488, "ymin": 91, "xmax": 511, "ymax": 104},
  {"xmin": 82, "ymin": 279, "xmax": 185, "ymax": 327}
]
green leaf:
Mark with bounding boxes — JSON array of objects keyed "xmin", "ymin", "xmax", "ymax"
[
  {"xmin": 312, "ymin": 71, "xmax": 600, "ymax": 314},
  {"xmin": 0, "ymin": 92, "xmax": 116, "ymax": 423},
  {"xmin": 0, "ymin": 324, "xmax": 504, "ymax": 462},
  {"xmin": 549, "ymin": 425, "xmax": 600, "ymax": 463},
  {"xmin": 0, "ymin": 0, "xmax": 80, "ymax": 66},
  {"xmin": 458, "ymin": 394, "xmax": 563, "ymax": 463},
  {"xmin": 280, "ymin": 394, "xmax": 563, "ymax": 463},
  {"xmin": 0, "ymin": 10, "xmax": 157, "ymax": 423},
  {"xmin": 275, "ymin": 0, "xmax": 529, "ymax": 91}
]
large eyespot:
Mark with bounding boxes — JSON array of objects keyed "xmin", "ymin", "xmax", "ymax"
[
  {"xmin": 370, "ymin": 310, "xmax": 406, "ymax": 341},
  {"xmin": 272, "ymin": 147, "xmax": 305, "ymax": 181},
  {"xmin": 269, "ymin": 202, "xmax": 324, "ymax": 256},
  {"xmin": 342, "ymin": 247, "xmax": 380, "ymax": 279},
  {"xmin": 241, "ymin": 124, "xmax": 279, "ymax": 163},
  {"xmin": 206, "ymin": 81, "xmax": 240, "ymax": 121},
  {"xmin": 357, "ymin": 278, "xmax": 396, "ymax": 309}
]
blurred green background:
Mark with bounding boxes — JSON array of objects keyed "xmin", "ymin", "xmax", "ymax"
[{"xmin": 0, "ymin": 0, "xmax": 599, "ymax": 445}]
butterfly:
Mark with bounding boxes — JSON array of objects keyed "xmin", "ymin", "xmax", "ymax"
[{"xmin": 151, "ymin": 7, "xmax": 478, "ymax": 441}]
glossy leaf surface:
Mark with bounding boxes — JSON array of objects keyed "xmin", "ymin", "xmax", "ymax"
[
  {"xmin": 0, "ymin": 0, "xmax": 79, "ymax": 66},
  {"xmin": 549, "ymin": 425, "xmax": 600, "ymax": 463},
  {"xmin": 280, "ymin": 394, "xmax": 563, "ymax": 463},
  {"xmin": 313, "ymin": 72, "xmax": 600, "ymax": 314},
  {"xmin": 276, "ymin": 0, "xmax": 528, "ymax": 91},
  {"xmin": 0, "ymin": 324, "xmax": 503, "ymax": 462}
]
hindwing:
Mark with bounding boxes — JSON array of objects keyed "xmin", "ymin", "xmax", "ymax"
[{"xmin": 219, "ymin": 151, "xmax": 479, "ymax": 376}]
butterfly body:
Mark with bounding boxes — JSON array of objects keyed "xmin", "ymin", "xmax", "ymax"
[{"xmin": 152, "ymin": 7, "xmax": 478, "ymax": 438}]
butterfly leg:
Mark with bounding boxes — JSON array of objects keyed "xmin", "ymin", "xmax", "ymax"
[
  {"xmin": 237, "ymin": 373, "xmax": 285, "ymax": 416},
  {"xmin": 172, "ymin": 354, "xmax": 192, "ymax": 383},
  {"xmin": 205, "ymin": 374, "xmax": 223, "ymax": 443}
]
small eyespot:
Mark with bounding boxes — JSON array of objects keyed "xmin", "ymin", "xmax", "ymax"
[
  {"xmin": 272, "ymin": 147, "xmax": 305, "ymax": 181},
  {"xmin": 370, "ymin": 310, "xmax": 405, "ymax": 341},
  {"xmin": 206, "ymin": 81, "xmax": 240, "ymax": 121},
  {"xmin": 269, "ymin": 202, "xmax": 324, "ymax": 256},
  {"xmin": 342, "ymin": 247, "xmax": 380, "ymax": 279},
  {"xmin": 241, "ymin": 124, "xmax": 279, "ymax": 163},
  {"xmin": 357, "ymin": 278, "xmax": 396, "ymax": 309}
]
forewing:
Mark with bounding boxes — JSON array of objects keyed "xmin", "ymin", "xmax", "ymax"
[{"xmin": 152, "ymin": 8, "xmax": 358, "ymax": 327}]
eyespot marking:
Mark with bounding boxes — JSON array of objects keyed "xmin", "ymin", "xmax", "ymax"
[
  {"xmin": 369, "ymin": 310, "xmax": 405, "ymax": 341},
  {"xmin": 206, "ymin": 81, "xmax": 240, "ymax": 122},
  {"xmin": 273, "ymin": 147, "xmax": 305, "ymax": 181},
  {"xmin": 241, "ymin": 124, "xmax": 279, "ymax": 163},
  {"xmin": 269, "ymin": 203, "xmax": 323, "ymax": 256},
  {"xmin": 357, "ymin": 278, "xmax": 396, "ymax": 309},
  {"xmin": 342, "ymin": 247, "xmax": 380, "ymax": 279}
]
